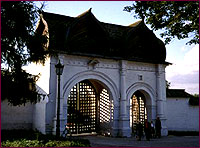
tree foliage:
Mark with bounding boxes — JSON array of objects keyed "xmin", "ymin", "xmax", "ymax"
[
  {"xmin": 166, "ymin": 80, "xmax": 171, "ymax": 89},
  {"xmin": 1, "ymin": 1, "xmax": 48, "ymax": 105},
  {"xmin": 1, "ymin": 69, "xmax": 40, "ymax": 106},
  {"xmin": 124, "ymin": 1, "xmax": 199, "ymax": 45}
]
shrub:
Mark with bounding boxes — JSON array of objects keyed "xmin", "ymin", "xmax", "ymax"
[
  {"xmin": 2, "ymin": 139, "xmax": 90, "ymax": 147},
  {"xmin": 2, "ymin": 139, "xmax": 44, "ymax": 147},
  {"xmin": 1, "ymin": 130, "xmax": 91, "ymax": 147},
  {"xmin": 45, "ymin": 140, "xmax": 72, "ymax": 147}
]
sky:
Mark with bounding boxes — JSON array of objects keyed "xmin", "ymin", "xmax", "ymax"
[{"xmin": 31, "ymin": 1, "xmax": 199, "ymax": 94}]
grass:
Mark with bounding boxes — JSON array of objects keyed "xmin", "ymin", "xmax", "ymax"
[{"xmin": 1, "ymin": 130, "xmax": 91, "ymax": 147}]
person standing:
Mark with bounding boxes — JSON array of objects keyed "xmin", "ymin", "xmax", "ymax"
[
  {"xmin": 150, "ymin": 121, "xmax": 155, "ymax": 138},
  {"xmin": 136, "ymin": 122, "xmax": 143, "ymax": 141},
  {"xmin": 155, "ymin": 117, "xmax": 162, "ymax": 138},
  {"xmin": 144, "ymin": 120, "xmax": 151, "ymax": 141}
]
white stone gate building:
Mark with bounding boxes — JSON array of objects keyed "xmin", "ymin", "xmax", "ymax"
[
  {"xmin": 2, "ymin": 9, "xmax": 175, "ymax": 137},
  {"xmin": 39, "ymin": 9, "xmax": 169, "ymax": 137}
]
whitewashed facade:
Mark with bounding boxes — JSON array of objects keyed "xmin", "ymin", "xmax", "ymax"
[
  {"xmin": 1, "ymin": 100, "xmax": 34, "ymax": 130},
  {"xmin": 2, "ymin": 85, "xmax": 199, "ymax": 135},
  {"xmin": 1, "ymin": 86, "xmax": 48, "ymax": 134},
  {"xmin": 1, "ymin": 55, "xmax": 169, "ymax": 137},
  {"xmin": 166, "ymin": 96, "xmax": 199, "ymax": 132},
  {"xmin": 46, "ymin": 54, "xmax": 168, "ymax": 137}
]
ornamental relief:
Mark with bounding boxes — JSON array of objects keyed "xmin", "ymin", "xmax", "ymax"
[
  {"xmin": 62, "ymin": 58, "xmax": 156, "ymax": 72},
  {"xmin": 64, "ymin": 59, "xmax": 120, "ymax": 69}
]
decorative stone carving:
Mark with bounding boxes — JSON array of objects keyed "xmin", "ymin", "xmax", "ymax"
[{"xmin": 87, "ymin": 59, "xmax": 99, "ymax": 70}]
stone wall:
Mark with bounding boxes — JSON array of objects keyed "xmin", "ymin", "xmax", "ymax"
[
  {"xmin": 1, "ymin": 86, "xmax": 48, "ymax": 134},
  {"xmin": 1, "ymin": 100, "xmax": 34, "ymax": 130},
  {"xmin": 166, "ymin": 97, "xmax": 199, "ymax": 131},
  {"xmin": 32, "ymin": 87, "xmax": 48, "ymax": 134}
]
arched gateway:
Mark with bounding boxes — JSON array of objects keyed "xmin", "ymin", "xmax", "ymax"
[
  {"xmin": 39, "ymin": 9, "xmax": 169, "ymax": 137},
  {"xmin": 66, "ymin": 80, "xmax": 113, "ymax": 135},
  {"xmin": 62, "ymin": 71, "xmax": 120, "ymax": 136}
]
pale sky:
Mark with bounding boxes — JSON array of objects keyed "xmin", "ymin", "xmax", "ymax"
[{"xmin": 29, "ymin": 1, "xmax": 199, "ymax": 94}]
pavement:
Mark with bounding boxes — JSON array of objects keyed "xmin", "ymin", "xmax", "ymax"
[{"xmin": 81, "ymin": 135, "xmax": 199, "ymax": 147}]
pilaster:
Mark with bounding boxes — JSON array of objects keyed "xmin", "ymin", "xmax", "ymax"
[
  {"xmin": 45, "ymin": 56, "xmax": 57, "ymax": 134},
  {"xmin": 118, "ymin": 60, "xmax": 131, "ymax": 137},
  {"xmin": 156, "ymin": 64, "xmax": 168, "ymax": 136}
]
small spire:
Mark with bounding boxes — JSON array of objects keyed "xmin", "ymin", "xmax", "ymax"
[
  {"xmin": 129, "ymin": 20, "xmax": 142, "ymax": 27},
  {"xmin": 77, "ymin": 8, "xmax": 93, "ymax": 18}
]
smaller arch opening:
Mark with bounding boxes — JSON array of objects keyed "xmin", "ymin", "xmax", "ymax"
[{"xmin": 130, "ymin": 90, "xmax": 147, "ymax": 135}]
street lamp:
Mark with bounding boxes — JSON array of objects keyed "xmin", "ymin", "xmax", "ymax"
[{"xmin": 55, "ymin": 60, "xmax": 64, "ymax": 138}]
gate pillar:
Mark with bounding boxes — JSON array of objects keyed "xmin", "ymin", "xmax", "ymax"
[
  {"xmin": 156, "ymin": 64, "xmax": 168, "ymax": 136},
  {"xmin": 119, "ymin": 61, "xmax": 131, "ymax": 137}
]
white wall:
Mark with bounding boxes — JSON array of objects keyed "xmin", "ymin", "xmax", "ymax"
[
  {"xmin": 22, "ymin": 58, "xmax": 50, "ymax": 134},
  {"xmin": 1, "ymin": 100, "xmax": 34, "ymax": 130},
  {"xmin": 166, "ymin": 97, "xmax": 199, "ymax": 131},
  {"xmin": 1, "ymin": 86, "xmax": 48, "ymax": 134},
  {"xmin": 23, "ymin": 57, "xmax": 50, "ymax": 94},
  {"xmin": 32, "ymin": 86, "xmax": 48, "ymax": 134}
]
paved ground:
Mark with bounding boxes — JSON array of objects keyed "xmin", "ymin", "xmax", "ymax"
[{"xmin": 81, "ymin": 135, "xmax": 199, "ymax": 147}]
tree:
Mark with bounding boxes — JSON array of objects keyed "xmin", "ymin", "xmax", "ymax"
[
  {"xmin": 189, "ymin": 94, "xmax": 199, "ymax": 106},
  {"xmin": 166, "ymin": 80, "xmax": 171, "ymax": 89},
  {"xmin": 1, "ymin": 1, "xmax": 48, "ymax": 105},
  {"xmin": 124, "ymin": 1, "xmax": 199, "ymax": 45}
]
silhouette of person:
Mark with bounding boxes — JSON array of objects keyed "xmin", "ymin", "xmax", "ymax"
[
  {"xmin": 144, "ymin": 120, "xmax": 151, "ymax": 141},
  {"xmin": 155, "ymin": 117, "xmax": 162, "ymax": 138},
  {"xmin": 136, "ymin": 122, "xmax": 143, "ymax": 141}
]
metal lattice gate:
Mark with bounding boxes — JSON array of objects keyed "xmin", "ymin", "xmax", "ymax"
[
  {"xmin": 130, "ymin": 91, "xmax": 147, "ymax": 134},
  {"xmin": 99, "ymin": 89, "xmax": 113, "ymax": 134},
  {"xmin": 67, "ymin": 80, "xmax": 97, "ymax": 134}
]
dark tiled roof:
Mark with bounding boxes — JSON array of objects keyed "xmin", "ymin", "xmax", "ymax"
[
  {"xmin": 166, "ymin": 89, "xmax": 199, "ymax": 106},
  {"xmin": 166, "ymin": 89, "xmax": 191, "ymax": 98},
  {"xmin": 39, "ymin": 9, "xmax": 167, "ymax": 64}
]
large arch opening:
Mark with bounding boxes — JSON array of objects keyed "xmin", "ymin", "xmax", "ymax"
[
  {"xmin": 67, "ymin": 79, "xmax": 114, "ymax": 135},
  {"xmin": 130, "ymin": 90, "xmax": 147, "ymax": 135}
]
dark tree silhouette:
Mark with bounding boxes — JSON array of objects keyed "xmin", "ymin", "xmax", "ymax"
[{"xmin": 1, "ymin": 1, "xmax": 48, "ymax": 105}]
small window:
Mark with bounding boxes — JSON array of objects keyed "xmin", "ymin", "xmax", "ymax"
[{"xmin": 138, "ymin": 75, "xmax": 143, "ymax": 81}]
